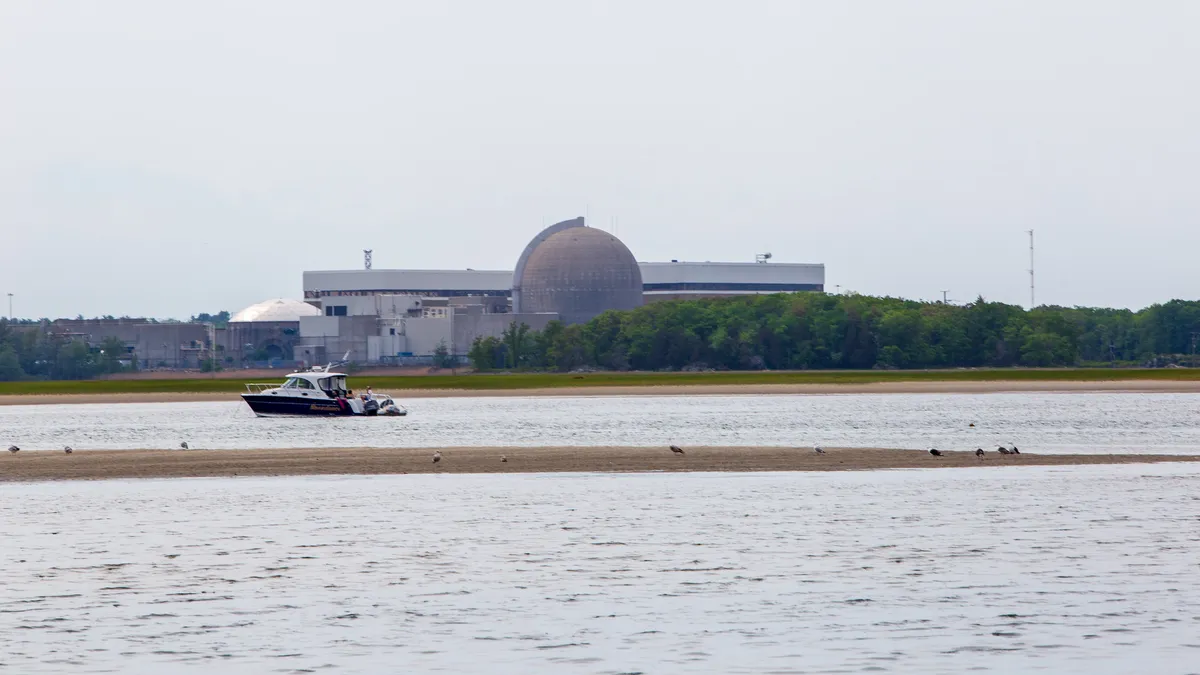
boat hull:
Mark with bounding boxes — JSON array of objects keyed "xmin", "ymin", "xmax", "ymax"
[{"xmin": 241, "ymin": 394, "xmax": 355, "ymax": 417}]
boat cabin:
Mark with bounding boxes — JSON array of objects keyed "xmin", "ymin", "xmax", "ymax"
[{"xmin": 280, "ymin": 372, "xmax": 351, "ymax": 399}]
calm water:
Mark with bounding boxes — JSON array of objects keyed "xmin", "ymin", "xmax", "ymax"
[
  {"xmin": 2, "ymin": 392, "xmax": 1200, "ymax": 454},
  {"xmin": 3, "ymin": 465, "xmax": 1200, "ymax": 674}
]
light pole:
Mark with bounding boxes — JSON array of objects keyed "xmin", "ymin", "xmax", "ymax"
[{"xmin": 6, "ymin": 293, "xmax": 11, "ymax": 320}]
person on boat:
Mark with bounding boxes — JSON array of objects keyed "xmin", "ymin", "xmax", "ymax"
[{"xmin": 364, "ymin": 386, "xmax": 374, "ymax": 401}]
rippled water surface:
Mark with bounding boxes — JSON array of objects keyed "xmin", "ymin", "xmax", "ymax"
[
  {"xmin": 3, "ymin": 392, "xmax": 1200, "ymax": 453},
  {"xmin": 4, "ymin": 466, "xmax": 1200, "ymax": 674}
]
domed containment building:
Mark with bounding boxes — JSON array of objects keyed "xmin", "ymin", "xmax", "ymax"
[
  {"xmin": 512, "ymin": 217, "xmax": 643, "ymax": 324},
  {"xmin": 228, "ymin": 298, "xmax": 320, "ymax": 364},
  {"xmin": 230, "ymin": 298, "xmax": 322, "ymax": 323}
]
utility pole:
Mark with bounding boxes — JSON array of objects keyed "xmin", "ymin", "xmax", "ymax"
[
  {"xmin": 5, "ymin": 293, "xmax": 11, "ymax": 320},
  {"xmin": 1027, "ymin": 229, "xmax": 1035, "ymax": 309},
  {"xmin": 940, "ymin": 290, "xmax": 950, "ymax": 304}
]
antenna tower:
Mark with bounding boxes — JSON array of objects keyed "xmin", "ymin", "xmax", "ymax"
[
  {"xmin": 1027, "ymin": 230, "xmax": 1035, "ymax": 309},
  {"xmin": 364, "ymin": 249, "xmax": 373, "ymax": 270}
]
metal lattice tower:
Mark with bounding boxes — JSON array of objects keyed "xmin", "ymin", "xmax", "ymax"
[{"xmin": 364, "ymin": 250, "xmax": 373, "ymax": 270}]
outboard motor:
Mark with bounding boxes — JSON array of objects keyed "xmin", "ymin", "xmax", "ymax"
[{"xmin": 363, "ymin": 398, "xmax": 380, "ymax": 416}]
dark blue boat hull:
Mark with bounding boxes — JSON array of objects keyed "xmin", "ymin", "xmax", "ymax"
[{"xmin": 242, "ymin": 394, "xmax": 354, "ymax": 416}]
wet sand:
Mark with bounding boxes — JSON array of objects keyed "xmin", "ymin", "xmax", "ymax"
[
  {"xmin": 3, "ymin": 446, "xmax": 1198, "ymax": 482},
  {"xmin": 4, "ymin": 378, "xmax": 1200, "ymax": 407}
]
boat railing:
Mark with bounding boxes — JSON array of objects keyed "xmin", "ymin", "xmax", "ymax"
[{"xmin": 244, "ymin": 383, "xmax": 281, "ymax": 394}]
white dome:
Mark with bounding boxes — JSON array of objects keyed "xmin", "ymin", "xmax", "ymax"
[{"xmin": 230, "ymin": 298, "xmax": 321, "ymax": 323}]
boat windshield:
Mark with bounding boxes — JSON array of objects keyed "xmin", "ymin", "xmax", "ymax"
[{"xmin": 282, "ymin": 377, "xmax": 301, "ymax": 389}]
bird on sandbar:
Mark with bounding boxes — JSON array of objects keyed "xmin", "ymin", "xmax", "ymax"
[
  {"xmin": 1010, "ymin": 444, "xmax": 1021, "ymax": 454},
  {"xmin": 670, "ymin": 445, "xmax": 685, "ymax": 455},
  {"xmin": 179, "ymin": 441, "xmax": 189, "ymax": 450},
  {"xmin": 432, "ymin": 451, "xmax": 442, "ymax": 463},
  {"xmin": 8, "ymin": 445, "xmax": 18, "ymax": 454},
  {"xmin": 997, "ymin": 446, "xmax": 1011, "ymax": 455},
  {"xmin": 929, "ymin": 448, "xmax": 943, "ymax": 457},
  {"xmin": 501, "ymin": 455, "xmax": 508, "ymax": 463},
  {"xmin": 64, "ymin": 446, "xmax": 73, "ymax": 454},
  {"xmin": 975, "ymin": 448, "xmax": 985, "ymax": 459},
  {"xmin": 814, "ymin": 445, "xmax": 826, "ymax": 455}
]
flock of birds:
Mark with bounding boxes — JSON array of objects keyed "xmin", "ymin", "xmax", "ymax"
[
  {"xmin": 932, "ymin": 444, "xmax": 1021, "ymax": 458},
  {"xmin": 10, "ymin": 427, "xmax": 1025, "ymax": 463}
]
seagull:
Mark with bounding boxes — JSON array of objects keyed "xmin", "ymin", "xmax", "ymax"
[
  {"xmin": 975, "ymin": 448, "xmax": 985, "ymax": 458},
  {"xmin": 7, "ymin": 445, "xmax": 18, "ymax": 454},
  {"xmin": 1010, "ymin": 445, "xmax": 1021, "ymax": 454},
  {"xmin": 64, "ymin": 446, "xmax": 73, "ymax": 454},
  {"xmin": 179, "ymin": 442, "xmax": 189, "ymax": 450},
  {"xmin": 814, "ymin": 445, "xmax": 826, "ymax": 454},
  {"xmin": 432, "ymin": 451, "xmax": 442, "ymax": 463},
  {"xmin": 929, "ymin": 448, "xmax": 943, "ymax": 457},
  {"xmin": 670, "ymin": 445, "xmax": 685, "ymax": 455},
  {"xmin": 997, "ymin": 446, "xmax": 1011, "ymax": 455},
  {"xmin": 501, "ymin": 455, "xmax": 508, "ymax": 463}
]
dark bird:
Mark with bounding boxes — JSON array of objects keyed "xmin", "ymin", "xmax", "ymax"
[
  {"xmin": 975, "ymin": 448, "xmax": 985, "ymax": 458},
  {"xmin": 7, "ymin": 445, "xmax": 18, "ymax": 454},
  {"xmin": 670, "ymin": 445, "xmax": 685, "ymax": 455},
  {"xmin": 64, "ymin": 446, "xmax": 73, "ymax": 454},
  {"xmin": 432, "ymin": 451, "xmax": 442, "ymax": 463},
  {"xmin": 179, "ymin": 442, "xmax": 189, "ymax": 450},
  {"xmin": 929, "ymin": 448, "xmax": 943, "ymax": 457},
  {"xmin": 1010, "ymin": 445, "xmax": 1020, "ymax": 454},
  {"xmin": 969, "ymin": 423, "xmax": 975, "ymax": 428},
  {"xmin": 814, "ymin": 445, "xmax": 826, "ymax": 454},
  {"xmin": 997, "ymin": 446, "xmax": 1011, "ymax": 455},
  {"xmin": 501, "ymin": 455, "xmax": 508, "ymax": 463}
]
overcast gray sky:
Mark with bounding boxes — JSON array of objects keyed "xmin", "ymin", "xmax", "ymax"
[{"xmin": 2, "ymin": 0, "xmax": 1197, "ymax": 319}]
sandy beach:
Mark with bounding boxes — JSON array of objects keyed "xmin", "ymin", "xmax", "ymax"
[
  {"xmin": 3, "ymin": 446, "xmax": 1198, "ymax": 482},
  {"xmin": 4, "ymin": 378, "xmax": 1200, "ymax": 407}
]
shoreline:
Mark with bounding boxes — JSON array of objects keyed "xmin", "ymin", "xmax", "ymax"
[
  {"xmin": 3, "ymin": 446, "xmax": 1198, "ymax": 482},
  {"xmin": 4, "ymin": 379, "xmax": 1200, "ymax": 406}
]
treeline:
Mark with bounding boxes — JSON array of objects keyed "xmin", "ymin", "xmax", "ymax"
[
  {"xmin": 0, "ymin": 322, "xmax": 131, "ymax": 381},
  {"xmin": 468, "ymin": 294, "xmax": 1200, "ymax": 372}
]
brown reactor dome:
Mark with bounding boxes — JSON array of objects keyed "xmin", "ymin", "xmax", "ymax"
[{"xmin": 512, "ymin": 217, "xmax": 643, "ymax": 325}]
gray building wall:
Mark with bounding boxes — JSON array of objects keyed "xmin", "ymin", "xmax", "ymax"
[
  {"xmin": 225, "ymin": 321, "xmax": 302, "ymax": 364},
  {"xmin": 49, "ymin": 319, "xmax": 213, "ymax": 368}
]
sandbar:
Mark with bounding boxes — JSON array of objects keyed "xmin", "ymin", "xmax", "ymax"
[{"xmin": 3, "ymin": 446, "xmax": 1198, "ymax": 482}]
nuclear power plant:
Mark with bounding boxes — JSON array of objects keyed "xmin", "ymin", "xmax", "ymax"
[
  {"xmin": 25, "ymin": 218, "xmax": 824, "ymax": 369},
  {"xmin": 285, "ymin": 217, "xmax": 824, "ymax": 366}
]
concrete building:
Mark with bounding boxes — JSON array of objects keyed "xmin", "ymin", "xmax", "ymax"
[
  {"xmin": 293, "ymin": 293, "xmax": 553, "ymax": 366},
  {"xmin": 639, "ymin": 261, "xmax": 825, "ymax": 302},
  {"xmin": 303, "ymin": 269, "xmax": 510, "ymax": 302},
  {"xmin": 47, "ymin": 319, "xmax": 214, "ymax": 369}
]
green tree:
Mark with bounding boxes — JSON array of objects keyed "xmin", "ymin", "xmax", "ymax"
[
  {"xmin": 502, "ymin": 321, "xmax": 532, "ymax": 369},
  {"xmin": 468, "ymin": 336, "xmax": 504, "ymax": 371},
  {"xmin": 433, "ymin": 339, "xmax": 456, "ymax": 369},
  {"xmin": 0, "ymin": 345, "xmax": 24, "ymax": 381}
]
